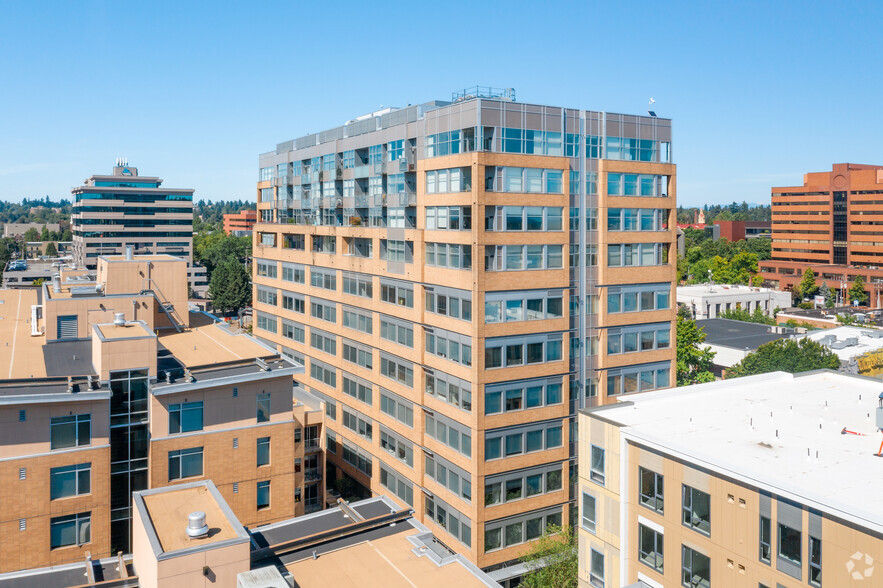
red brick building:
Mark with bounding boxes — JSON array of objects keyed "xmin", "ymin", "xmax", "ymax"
[{"xmin": 223, "ymin": 209, "xmax": 257, "ymax": 236}]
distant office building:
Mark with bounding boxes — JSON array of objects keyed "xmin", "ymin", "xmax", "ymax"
[
  {"xmin": 578, "ymin": 370, "xmax": 883, "ymax": 588},
  {"xmin": 223, "ymin": 209, "xmax": 257, "ymax": 236},
  {"xmin": 3, "ymin": 222, "xmax": 61, "ymax": 238},
  {"xmin": 0, "ymin": 253, "xmax": 313, "ymax": 572},
  {"xmin": 70, "ymin": 162, "xmax": 208, "ymax": 296},
  {"xmin": 761, "ymin": 163, "xmax": 883, "ymax": 299},
  {"xmin": 713, "ymin": 219, "xmax": 771, "ymax": 241},
  {"xmin": 252, "ymin": 87, "xmax": 677, "ymax": 574},
  {"xmin": 677, "ymin": 284, "xmax": 792, "ymax": 319}
]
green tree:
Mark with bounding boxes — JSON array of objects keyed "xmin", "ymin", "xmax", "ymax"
[
  {"xmin": 23, "ymin": 227, "xmax": 39, "ymax": 242},
  {"xmin": 519, "ymin": 525, "xmax": 577, "ymax": 588},
  {"xmin": 676, "ymin": 316, "xmax": 716, "ymax": 385},
  {"xmin": 719, "ymin": 306, "xmax": 776, "ymax": 326},
  {"xmin": 209, "ymin": 259, "xmax": 251, "ymax": 314},
  {"xmin": 61, "ymin": 228, "xmax": 72, "ymax": 241},
  {"xmin": 818, "ymin": 282, "xmax": 834, "ymax": 308},
  {"xmin": 796, "ymin": 267, "xmax": 817, "ymax": 301},
  {"xmin": 849, "ymin": 275, "xmax": 869, "ymax": 306},
  {"xmin": 726, "ymin": 338, "xmax": 841, "ymax": 378},
  {"xmin": 45, "ymin": 241, "xmax": 57, "ymax": 256},
  {"xmin": 39, "ymin": 225, "xmax": 50, "ymax": 241}
]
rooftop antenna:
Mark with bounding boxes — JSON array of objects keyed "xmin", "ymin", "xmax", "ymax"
[{"xmin": 648, "ymin": 97, "xmax": 657, "ymax": 117}]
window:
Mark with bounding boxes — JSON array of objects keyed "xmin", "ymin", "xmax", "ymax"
[
  {"xmin": 50, "ymin": 513, "xmax": 91, "ymax": 549},
  {"xmin": 342, "ymin": 374, "xmax": 372, "ymax": 405},
  {"xmin": 256, "ymin": 437, "xmax": 270, "ymax": 467},
  {"xmin": 281, "ymin": 319, "xmax": 305, "ymax": 343},
  {"xmin": 484, "ymin": 244, "xmax": 564, "ymax": 271},
  {"xmin": 682, "ymin": 485, "xmax": 711, "ymax": 535},
  {"xmin": 381, "ymin": 318, "xmax": 414, "ymax": 348},
  {"xmin": 257, "ymin": 481, "xmax": 270, "ymax": 510},
  {"xmin": 484, "ymin": 290, "xmax": 564, "ymax": 323},
  {"xmin": 380, "ymin": 239, "xmax": 411, "ymax": 263},
  {"xmin": 380, "ymin": 428, "xmax": 414, "ymax": 467},
  {"xmin": 484, "ymin": 464, "xmax": 561, "ymax": 506},
  {"xmin": 425, "ymin": 328, "xmax": 471, "ymax": 366},
  {"xmin": 485, "ymin": 206, "xmax": 564, "ymax": 232},
  {"xmin": 778, "ymin": 523, "xmax": 801, "ymax": 566},
  {"xmin": 606, "ymin": 324, "xmax": 671, "ymax": 356},
  {"xmin": 426, "ymin": 414, "xmax": 472, "ymax": 458},
  {"xmin": 50, "ymin": 463, "xmax": 91, "ymax": 500},
  {"xmin": 590, "ymin": 548, "xmax": 605, "ymax": 588},
  {"xmin": 310, "ymin": 360, "xmax": 337, "ymax": 387},
  {"xmin": 760, "ymin": 515, "xmax": 771, "ymax": 563},
  {"xmin": 255, "ymin": 259, "xmax": 277, "ymax": 278},
  {"xmin": 282, "ymin": 292, "xmax": 305, "ymax": 314},
  {"xmin": 424, "ymin": 242, "xmax": 472, "ymax": 270},
  {"xmin": 168, "ymin": 447, "xmax": 203, "ymax": 480},
  {"xmin": 310, "ymin": 268, "xmax": 337, "ymax": 291},
  {"xmin": 582, "ymin": 492, "xmax": 596, "ymax": 532},
  {"xmin": 607, "ymin": 243, "xmax": 669, "ymax": 267},
  {"xmin": 484, "ymin": 378, "xmax": 562, "ymax": 415},
  {"xmin": 639, "ymin": 467, "xmax": 664, "ymax": 513},
  {"xmin": 426, "ymin": 206, "xmax": 472, "ymax": 230},
  {"xmin": 341, "ymin": 438, "xmax": 373, "ymax": 477},
  {"xmin": 310, "ymin": 329, "xmax": 337, "ymax": 355},
  {"xmin": 425, "ymin": 288, "xmax": 472, "ymax": 321},
  {"xmin": 342, "ymin": 273, "xmax": 373, "ymax": 298},
  {"xmin": 342, "ymin": 307, "xmax": 372, "ymax": 334},
  {"xmin": 342, "ymin": 409, "xmax": 373, "ymax": 441},
  {"xmin": 380, "ymin": 390, "xmax": 414, "ymax": 427},
  {"xmin": 50, "ymin": 414, "xmax": 91, "ymax": 450},
  {"xmin": 169, "ymin": 401, "xmax": 203, "ymax": 434},
  {"xmin": 312, "ymin": 235, "xmax": 336, "ymax": 254},
  {"xmin": 380, "ymin": 281, "xmax": 413, "ymax": 308},
  {"xmin": 809, "ymin": 535, "xmax": 822, "ymax": 586},
  {"xmin": 380, "ymin": 353, "xmax": 414, "ymax": 387},
  {"xmin": 607, "ymin": 284, "xmax": 671, "ymax": 314},
  {"xmin": 681, "ymin": 545, "xmax": 710, "ymax": 588},
  {"xmin": 590, "ymin": 446, "xmax": 605, "ymax": 485},
  {"xmin": 426, "ymin": 495, "xmax": 472, "ymax": 547},
  {"xmin": 425, "ymin": 168, "xmax": 471, "ymax": 192},
  {"xmin": 483, "ymin": 507, "xmax": 560, "ymax": 552},
  {"xmin": 256, "ymin": 285, "xmax": 277, "ymax": 306},
  {"xmin": 310, "ymin": 300, "xmax": 336, "ymax": 323},
  {"xmin": 282, "ymin": 262, "xmax": 305, "ymax": 283},
  {"xmin": 256, "ymin": 393, "xmax": 271, "ymax": 422},
  {"xmin": 255, "ymin": 311, "xmax": 277, "ymax": 334},
  {"xmin": 484, "ymin": 421, "xmax": 561, "ymax": 460},
  {"xmin": 380, "ymin": 464, "xmax": 414, "ymax": 506},
  {"xmin": 488, "ymin": 166, "xmax": 564, "ymax": 193},
  {"xmin": 484, "ymin": 334, "xmax": 564, "ymax": 368},
  {"xmin": 639, "ymin": 524, "xmax": 664, "ymax": 573}
]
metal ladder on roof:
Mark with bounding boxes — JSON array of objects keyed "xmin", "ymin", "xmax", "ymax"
[{"xmin": 142, "ymin": 279, "xmax": 182, "ymax": 333}]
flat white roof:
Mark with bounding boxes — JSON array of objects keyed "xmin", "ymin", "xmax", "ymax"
[
  {"xmin": 590, "ymin": 371, "xmax": 883, "ymax": 535},
  {"xmin": 677, "ymin": 284, "xmax": 788, "ymax": 298},
  {"xmin": 796, "ymin": 326, "xmax": 883, "ymax": 361}
]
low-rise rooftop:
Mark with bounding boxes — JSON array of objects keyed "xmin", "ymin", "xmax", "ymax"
[
  {"xmin": 584, "ymin": 370, "xmax": 883, "ymax": 535},
  {"xmin": 795, "ymin": 325, "xmax": 883, "ymax": 361},
  {"xmin": 697, "ymin": 318, "xmax": 792, "ymax": 350}
]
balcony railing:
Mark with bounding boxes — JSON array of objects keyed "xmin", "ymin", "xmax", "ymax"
[
  {"xmin": 305, "ymin": 467, "xmax": 322, "ymax": 482},
  {"xmin": 304, "ymin": 438, "xmax": 321, "ymax": 452}
]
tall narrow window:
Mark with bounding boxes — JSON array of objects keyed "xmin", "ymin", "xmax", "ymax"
[
  {"xmin": 590, "ymin": 445, "xmax": 605, "ymax": 485},
  {"xmin": 638, "ymin": 524, "xmax": 664, "ymax": 573},
  {"xmin": 168, "ymin": 401, "xmax": 203, "ymax": 434},
  {"xmin": 581, "ymin": 493, "xmax": 596, "ymax": 533},
  {"xmin": 639, "ymin": 467, "xmax": 664, "ymax": 513},
  {"xmin": 590, "ymin": 549, "xmax": 605, "ymax": 588},
  {"xmin": 778, "ymin": 523, "xmax": 801, "ymax": 566},
  {"xmin": 50, "ymin": 513, "xmax": 91, "ymax": 549},
  {"xmin": 257, "ymin": 481, "xmax": 270, "ymax": 509},
  {"xmin": 682, "ymin": 485, "xmax": 711, "ymax": 535},
  {"xmin": 256, "ymin": 437, "xmax": 270, "ymax": 467},
  {"xmin": 759, "ymin": 515, "xmax": 771, "ymax": 563},
  {"xmin": 256, "ymin": 393, "xmax": 271, "ymax": 423},
  {"xmin": 809, "ymin": 536, "xmax": 821, "ymax": 587},
  {"xmin": 681, "ymin": 545, "xmax": 710, "ymax": 588}
]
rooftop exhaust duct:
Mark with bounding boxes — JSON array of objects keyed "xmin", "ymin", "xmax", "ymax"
[
  {"xmin": 125, "ymin": 245, "xmax": 133, "ymax": 261},
  {"xmin": 113, "ymin": 313, "xmax": 126, "ymax": 326},
  {"xmin": 186, "ymin": 511, "xmax": 209, "ymax": 539}
]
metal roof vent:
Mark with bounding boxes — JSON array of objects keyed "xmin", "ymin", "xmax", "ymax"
[
  {"xmin": 125, "ymin": 245, "xmax": 133, "ymax": 260},
  {"xmin": 113, "ymin": 313, "xmax": 126, "ymax": 326},
  {"xmin": 186, "ymin": 511, "xmax": 209, "ymax": 538}
]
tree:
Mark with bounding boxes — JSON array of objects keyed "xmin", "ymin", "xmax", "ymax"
[
  {"xmin": 45, "ymin": 241, "xmax": 57, "ymax": 256},
  {"xmin": 849, "ymin": 275, "xmax": 869, "ymax": 306},
  {"xmin": 726, "ymin": 338, "xmax": 841, "ymax": 378},
  {"xmin": 23, "ymin": 227, "xmax": 39, "ymax": 242},
  {"xmin": 39, "ymin": 225, "xmax": 50, "ymax": 241},
  {"xmin": 797, "ymin": 267, "xmax": 817, "ymax": 301},
  {"xmin": 676, "ymin": 316, "xmax": 716, "ymax": 385},
  {"xmin": 719, "ymin": 306, "xmax": 776, "ymax": 326},
  {"xmin": 209, "ymin": 259, "xmax": 251, "ymax": 314},
  {"xmin": 519, "ymin": 525, "xmax": 577, "ymax": 588},
  {"xmin": 818, "ymin": 282, "xmax": 834, "ymax": 308}
]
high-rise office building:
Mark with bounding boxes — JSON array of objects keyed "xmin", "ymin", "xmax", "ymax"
[
  {"xmin": 71, "ymin": 162, "xmax": 208, "ymax": 296},
  {"xmin": 577, "ymin": 371, "xmax": 883, "ymax": 588},
  {"xmin": 761, "ymin": 163, "xmax": 883, "ymax": 299},
  {"xmin": 251, "ymin": 88, "xmax": 676, "ymax": 575}
]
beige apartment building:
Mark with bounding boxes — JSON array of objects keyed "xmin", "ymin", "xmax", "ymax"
[
  {"xmin": 251, "ymin": 88, "xmax": 676, "ymax": 575},
  {"xmin": 0, "ymin": 251, "xmax": 318, "ymax": 573},
  {"xmin": 577, "ymin": 370, "xmax": 883, "ymax": 588}
]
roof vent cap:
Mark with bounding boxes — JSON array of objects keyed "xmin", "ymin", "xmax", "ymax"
[
  {"xmin": 186, "ymin": 511, "xmax": 209, "ymax": 538},
  {"xmin": 113, "ymin": 313, "xmax": 126, "ymax": 326}
]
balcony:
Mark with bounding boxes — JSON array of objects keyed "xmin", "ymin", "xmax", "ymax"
[
  {"xmin": 353, "ymin": 164, "xmax": 370, "ymax": 179},
  {"xmin": 305, "ymin": 467, "xmax": 322, "ymax": 482},
  {"xmin": 304, "ymin": 438, "xmax": 321, "ymax": 452}
]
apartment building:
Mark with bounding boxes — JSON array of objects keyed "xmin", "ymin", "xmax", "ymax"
[
  {"xmin": 251, "ymin": 87, "xmax": 677, "ymax": 574},
  {"xmin": 70, "ymin": 162, "xmax": 208, "ymax": 296},
  {"xmin": 577, "ymin": 370, "xmax": 883, "ymax": 588},
  {"xmin": 223, "ymin": 209, "xmax": 258, "ymax": 236},
  {"xmin": 0, "ymin": 252, "xmax": 317, "ymax": 573},
  {"xmin": 761, "ymin": 163, "xmax": 883, "ymax": 299}
]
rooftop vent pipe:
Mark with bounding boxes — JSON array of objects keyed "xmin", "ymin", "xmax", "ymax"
[
  {"xmin": 113, "ymin": 313, "xmax": 126, "ymax": 326},
  {"xmin": 125, "ymin": 245, "xmax": 133, "ymax": 261},
  {"xmin": 186, "ymin": 511, "xmax": 209, "ymax": 539}
]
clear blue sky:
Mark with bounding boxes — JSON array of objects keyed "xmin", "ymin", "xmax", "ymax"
[{"xmin": 1, "ymin": 0, "xmax": 881, "ymax": 206}]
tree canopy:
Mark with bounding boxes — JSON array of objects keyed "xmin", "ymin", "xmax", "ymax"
[
  {"xmin": 519, "ymin": 525, "xmax": 577, "ymax": 588},
  {"xmin": 676, "ymin": 316, "xmax": 716, "ymax": 385},
  {"xmin": 797, "ymin": 267, "xmax": 818, "ymax": 301},
  {"xmin": 718, "ymin": 306, "xmax": 777, "ymax": 326},
  {"xmin": 209, "ymin": 258, "xmax": 251, "ymax": 314},
  {"xmin": 849, "ymin": 275, "xmax": 869, "ymax": 306},
  {"xmin": 726, "ymin": 338, "xmax": 841, "ymax": 378}
]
